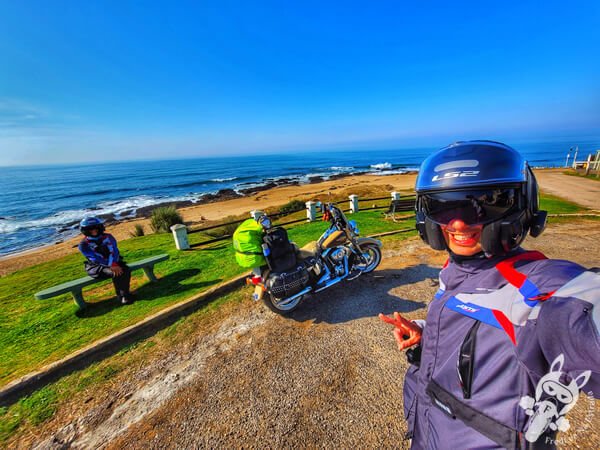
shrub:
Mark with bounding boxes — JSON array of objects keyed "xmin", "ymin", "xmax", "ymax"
[
  {"xmin": 278, "ymin": 199, "xmax": 305, "ymax": 215},
  {"xmin": 129, "ymin": 224, "xmax": 145, "ymax": 238},
  {"xmin": 150, "ymin": 206, "xmax": 183, "ymax": 233}
]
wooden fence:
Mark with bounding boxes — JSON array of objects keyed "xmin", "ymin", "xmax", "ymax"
[{"xmin": 170, "ymin": 192, "xmax": 415, "ymax": 250}]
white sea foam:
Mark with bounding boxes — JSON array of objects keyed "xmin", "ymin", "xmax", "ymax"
[
  {"xmin": 233, "ymin": 182, "xmax": 265, "ymax": 194},
  {"xmin": 303, "ymin": 172, "xmax": 330, "ymax": 179},
  {"xmin": 367, "ymin": 169, "xmax": 406, "ymax": 176},
  {"xmin": 329, "ymin": 166, "xmax": 354, "ymax": 171},
  {"xmin": 0, "ymin": 194, "xmax": 199, "ymax": 234},
  {"xmin": 370, "ymin": 162, "xmax": 393, "ymax": 170},
  {"xmin": 211, "ymin": 176, "xmax": 238, "ymax": 182},
  {"xmin": 0, "ymin": 220, "xmax": 21, "ymax": 234},
  {"xmin": 366, "ymin": 167, "xmax": 419, "ymax": 176}
]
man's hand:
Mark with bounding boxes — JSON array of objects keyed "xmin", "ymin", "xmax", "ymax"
[
  {"xmin": 379, "ymin": 312, "xmax": 422, "ymax": 351},
  {"xmin": 111, "ymin": 265, "xmax": 124, "ymax": 276}
]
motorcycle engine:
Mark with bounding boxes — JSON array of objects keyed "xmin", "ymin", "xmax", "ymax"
[
  {"xmin": 330, "ymin": 247, "xmax": 346, "ymax": 262},
  {"xmin": 329, "ymin": 248, "xmax": 347, "ymax": 276}
]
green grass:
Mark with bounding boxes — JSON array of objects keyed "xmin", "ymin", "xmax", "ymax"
[
  {"xmin": 539, "ymin": 192, "xmax": 587, "ymax": 215},
  {"xmin": 0, "ymin": 288, "xmax": 248, "ymax": 444},
  {"xmin": 0, "ymin": 232, "xmax": 244, "ymax": 386}
]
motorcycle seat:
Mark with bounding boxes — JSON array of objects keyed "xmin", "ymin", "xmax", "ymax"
[{"xmin": 297, "ymin": 241, "xmax": 317, "ymax": 259}]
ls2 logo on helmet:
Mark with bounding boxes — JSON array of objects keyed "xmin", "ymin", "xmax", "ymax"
[{"xmin": 432, "ymin": 170, "xmax": 480, "ymax": 182}]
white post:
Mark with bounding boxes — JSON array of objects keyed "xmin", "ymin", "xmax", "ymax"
[
  {"xmin": 565, "ymin": 149, "xmax": 571, "ymax": 168},
  {"xmin": 572, "ymin": 146, "xmax": 579, "ymax": 168},
  {"xmin": 349, "ymin": 195, "xmax": 359, "ymax": 213},
  {"xmin": 170, "ymin": 224, "xmax": 190, "ymax": 250},
  {"xmin": 250, "ymin": 210, "xmax": 264, "ymax": 220},
  {"xmin": 306, "ymin": 201, "xmax": 317, "ymax": 221},
  {"xmin": 391, "ymin": 191, "xmax": 401, "ymax": 201}
]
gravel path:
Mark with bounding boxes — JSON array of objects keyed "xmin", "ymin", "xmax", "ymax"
[{"xmin": 31, "ymin": 222, "xmax": 600, "ymax": 449}]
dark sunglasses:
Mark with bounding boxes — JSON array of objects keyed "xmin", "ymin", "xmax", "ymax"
[{"xmin": 421, "ymin": 188, "xmax": 520, "ymax": 225}]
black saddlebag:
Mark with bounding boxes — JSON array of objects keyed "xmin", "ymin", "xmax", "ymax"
[
  {"xmin": 263, "ymin": 227, "xmax": 297, "ymax": 273},
  {"xmin": 265, "ymin": 264, "xmax": 309, "ymax": 299}
]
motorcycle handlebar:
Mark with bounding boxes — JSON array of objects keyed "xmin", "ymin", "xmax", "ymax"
[{"xmin": 326, "ymin": 204, "xmax": 348, "ymax": 230}]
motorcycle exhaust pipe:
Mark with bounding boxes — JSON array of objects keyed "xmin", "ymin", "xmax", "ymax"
[
  {"xmin": 314, "ymin": 276, "xmax": 343, "ymax": 293},
  {"xmin": 283, "ymin": 285, "xmax": 313, "ymax": 303}
]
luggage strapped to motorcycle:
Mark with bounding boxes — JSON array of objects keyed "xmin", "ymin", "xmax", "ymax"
[{"xmin": 263, "ymin": 226, "xmax": 297, "ymax": 273}]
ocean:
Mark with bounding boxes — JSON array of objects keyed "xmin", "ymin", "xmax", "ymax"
[{"xmin": 0, "ymin": 139, "xmax": 597, "ymax": 256}]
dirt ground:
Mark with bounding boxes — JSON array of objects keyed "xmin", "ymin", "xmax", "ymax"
[
  {"xmin": 2, "ymin": 168, "xmax": 595, "ymax": 277},
  {"xmin": 20, "ymin": 220, "xmax": 600, "ymax": 450}
]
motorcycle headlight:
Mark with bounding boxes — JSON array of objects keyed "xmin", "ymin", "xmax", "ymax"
[{"xmin": 349, "ymin": 220, "xmax": 359, "ymax": 235}]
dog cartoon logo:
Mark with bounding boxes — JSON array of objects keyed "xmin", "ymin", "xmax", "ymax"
[{"xmin": 519, "ymin": 354, "xmax": 591, "ymax": 443}]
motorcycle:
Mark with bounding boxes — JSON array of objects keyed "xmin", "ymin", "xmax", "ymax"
[{"xmin": 247, "ymin": 203, "xmax": 383, "ymax": 314}]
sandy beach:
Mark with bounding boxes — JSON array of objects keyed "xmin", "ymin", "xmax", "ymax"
[{"xmin": 0, "ymin": 168, "xmax": 594, "ymax": 277}]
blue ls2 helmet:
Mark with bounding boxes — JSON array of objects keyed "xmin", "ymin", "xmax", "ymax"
[
  {"xmin": 80, "ymin": 216, "xmax": 105, "ymax": 238},
  {"xmin": 415, "ymin": 141, "xmax": 547, "ymax": 255}
]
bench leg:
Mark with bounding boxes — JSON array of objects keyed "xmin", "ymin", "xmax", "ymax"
[
  {"xmin": 71, "ymin": 289, "xmax": 88, "ymax": 310},
  {"xmin": 143, "ymin": 266, "xmax": 157, "ymax": 282}
]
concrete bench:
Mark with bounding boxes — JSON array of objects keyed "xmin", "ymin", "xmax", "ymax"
[{"xmin": 34, "ymin": 254, "xmax": 170, "ymax": 310}]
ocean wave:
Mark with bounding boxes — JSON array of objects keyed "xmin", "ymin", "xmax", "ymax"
[
  {"xmin": 233, "ymin": 181, "xmax": 266, "ymax": 194},
  {"xmin": 329, "ymin": 166, "xmax": 354, "ymax": 171},
  {"xmin": 0, "ymin": 194, "xmax": 198, "ymax": 234},
  {"xmin": 232, "ymin": 172, "xmax": 328, "ymax": 193},
  {"xmin": 367, "ymin": 167, "xmax": 420, "ymax": 176},
  {"xmin": 54, "ymin": 177, "xmax": 242, "ymax": 202},
  {"xmin": 303, "ymin": 172, "xmax": 331, "ymax": 179},
  {"xmin": 370, "ymin": 162, "xmax": 393, "ymax": 170},
  {"xmin": 366, "ymin": 169, "xmax": 406, "ymax": 176},
  {"xmin": 59, "ymin": 186, "xmax": 141, "ymax": 200},
  {"xmin": 211, "ymin": 176, "xmax": 238, "ymax": 182},
  {"xmin": 0, "ymin": 219, "xmax": 21, "ymax": 234}
]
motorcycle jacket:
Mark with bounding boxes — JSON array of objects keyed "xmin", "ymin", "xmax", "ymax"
[
  {"xmin": 404, "ymin": 249, "xmax": 600, "ymax": 449},
  {"xmin": 78, "ymin": 233, "xmax": 122, "ymax": 267}
]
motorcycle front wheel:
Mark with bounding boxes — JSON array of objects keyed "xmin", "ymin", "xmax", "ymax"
[
  {"xmin": 263, "ymin": 292, "xmax": 305, "ymax": 315},
  {"xmin": 355, "ymin": 244, "xmax": 382, "ymax": 274}
]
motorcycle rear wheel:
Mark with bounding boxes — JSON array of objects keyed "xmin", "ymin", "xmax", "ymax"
[{"xmin": 263, "ymin": 292, "xmax": 305, "ymax": 315}]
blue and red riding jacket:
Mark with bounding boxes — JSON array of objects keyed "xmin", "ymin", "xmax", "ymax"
[
  {"xmin": 78, "ymin": 233, "xmax": 122, "ymax": 267},
  {"xmin": 404, "ymin": 249, "xmax": 600, "ymax": 449}
]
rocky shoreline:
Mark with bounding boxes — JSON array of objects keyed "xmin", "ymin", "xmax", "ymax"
[{"xmin": 56, "ymin": 172, "xmax": 356, "ymax": 233}]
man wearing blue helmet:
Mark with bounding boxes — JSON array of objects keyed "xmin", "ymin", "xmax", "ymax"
[
  {"xmin": 78, "ymin": 217, "xmax": 133, "ymax": 305},
  {"xmin": 381, "ymin": 141, "xmax": 600, "ymax": 449}
]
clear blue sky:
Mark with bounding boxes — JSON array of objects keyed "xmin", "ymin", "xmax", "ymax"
[{"xmin": 1, "ymin": 1, "xmax": 599, "ymax": 165}]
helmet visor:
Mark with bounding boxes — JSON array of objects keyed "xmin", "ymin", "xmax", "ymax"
[
  {"xmin": 81, "ymin": 225, "xmax": 103, "ymax": 235},
  {"xmin": 421, "ymin": 188, "xmax": 519, "ymax": 225}
]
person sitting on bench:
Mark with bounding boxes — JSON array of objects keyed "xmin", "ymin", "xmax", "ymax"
[{"xmin": 78, "ymin": 217, "xmax": 133, "ymax": 305}]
